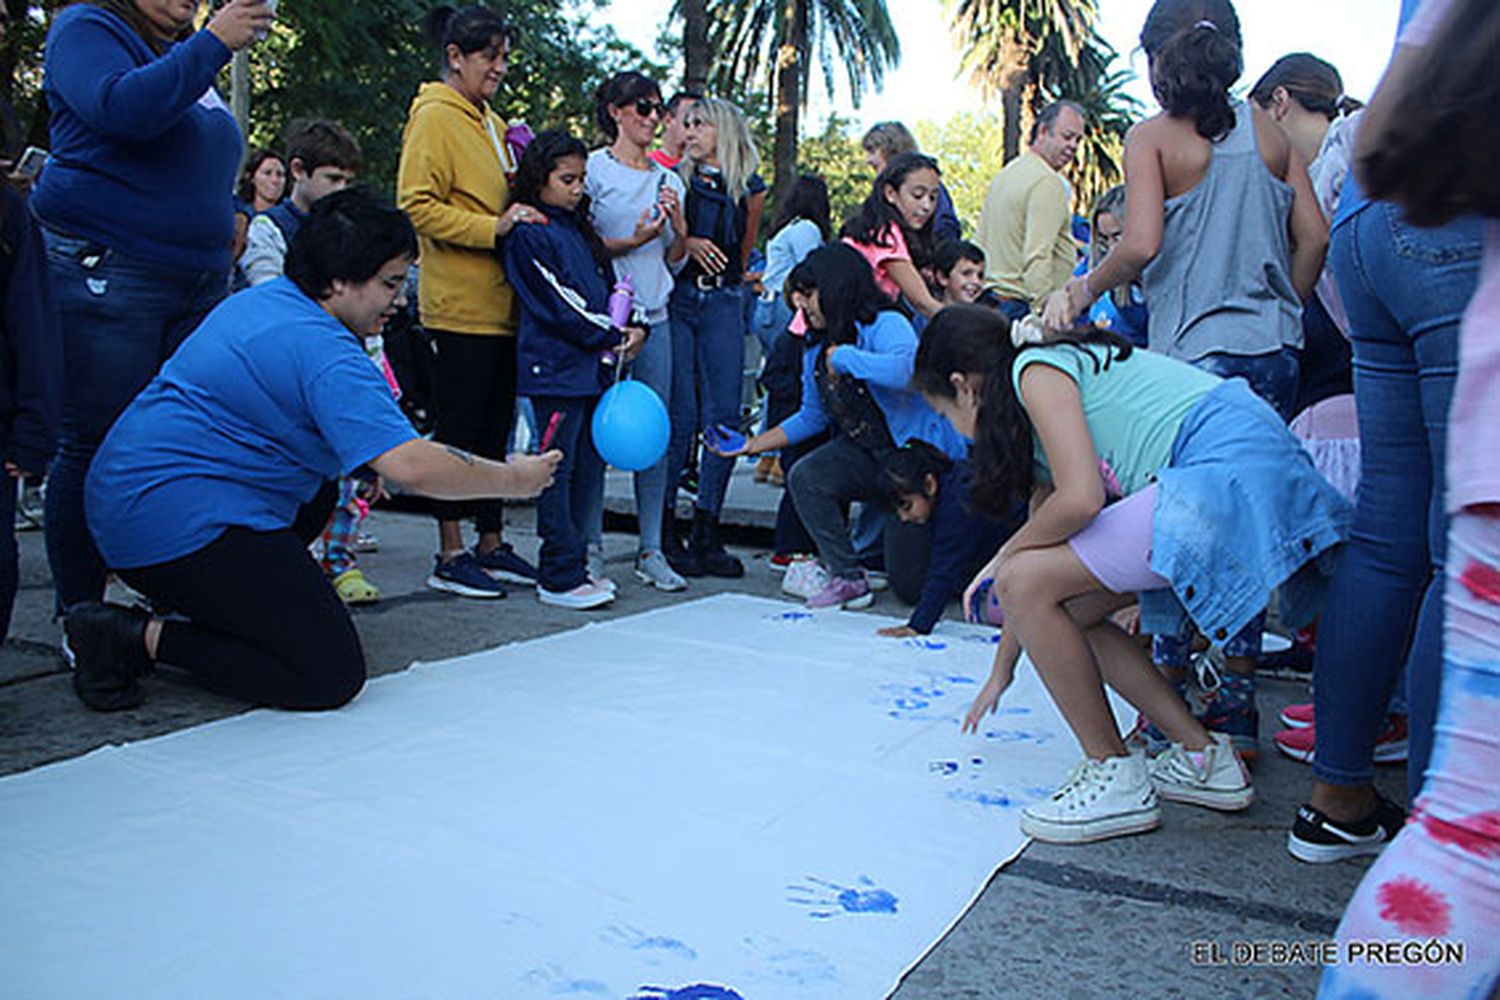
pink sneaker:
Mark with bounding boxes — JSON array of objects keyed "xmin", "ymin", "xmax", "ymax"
[
  {"xmin": 805, "ymin": 573, "xmax": 874, "ymax": 610},
  {"xmin": 1272, "ymin": 714, "xmax": 1409, "ymax": 764},
  {"xmin": 1278, "ymin": 702, "xmax": 1314, "ymax": 729},
  {"xmin": 537, "ymin": 580, "xmax": 615, "ymax": 610}
]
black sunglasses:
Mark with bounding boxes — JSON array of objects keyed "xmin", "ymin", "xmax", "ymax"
[{"xmin": 631, "ymin": 98, "xmax": 663, "ymax": 118}]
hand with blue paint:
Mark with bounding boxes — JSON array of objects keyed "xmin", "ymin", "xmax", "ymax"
[
  {"xmin": 701, "ymin": 423, "xmax": 749, "ymax": 458},
  {"xmin": 962, "ymin": 630, "xmax": 1022, "ymax": 735}
]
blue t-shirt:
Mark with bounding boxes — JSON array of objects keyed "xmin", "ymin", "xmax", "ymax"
[{"xmin": 87, "ymin": 278, "xmax": 419, "ymax": 569}]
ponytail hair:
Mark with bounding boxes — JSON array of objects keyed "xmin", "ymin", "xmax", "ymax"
[
  {"xmin": 422, "ymin": 5, "xmax": 517, "ymax": 73},
  {"xmin": 912, "ymin": 306, "xmax": 1133, "ymax": 517},
  {"xmin": 1140, "ymin": 0, "xmax": 1243, "ymax": 141},
  {"xmin": 1249, "ymin": 53, "xmax": 1362, "ymax": 120}
]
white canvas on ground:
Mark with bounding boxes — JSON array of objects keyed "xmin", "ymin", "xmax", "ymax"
[{"xmin": 0, "ymin": 594, "xmax": 1128, "ymax": 999}]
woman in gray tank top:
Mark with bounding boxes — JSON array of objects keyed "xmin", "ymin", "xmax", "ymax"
[
  {"xmin": 1042, "ymin": 0, "xmax": 1327, "ymax": 424},
  {"xmin": 1039, "ymin": 0, "xmax": 1328, "ymax": 765}
]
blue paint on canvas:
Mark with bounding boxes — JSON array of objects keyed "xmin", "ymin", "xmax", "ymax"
[
  {"xmin": 630, "ymin": 985, "xmax": 745, "ymax": 1000},
  {"xmin": 787, "ymin": 876, "xmax": 898, "ymax": 918}
]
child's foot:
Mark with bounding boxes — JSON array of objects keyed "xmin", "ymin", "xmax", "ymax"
[
  {"xmin": 1020, "ymin": 753, "xmax": 1161, "ymax": 844},
  {"xmin": 1287, "ymin": 792, "xmax": 1406, "ymax": 864},
  {"xmin": 806, "ymin": 573, "xmax": 873, "ymax": 611},
  {"xmin": 1272, "ymin": 713, "xmax": 1408, "ymax": 764},
  {"xmin": 474, "ymin": 542, "xmax": 539, "ymax": 586},
  {"xmin": 1196, "ymin": 668, "xmax": 1260, "ymax": 760},
  {"xmin": 428, "ymin": 553, "xmax": 508, "ymax": 599},
  {"xmin": 634, "ymin": 551, "xmax": 687, "ymax": 592},
  {"xmin": 332, "ymin": 568, "xmax": 380, "ymax": 606},
  {"xmin": 782, "ymin": 558, "xmax": 829, "ymax": 599},
  {"xmin": 1148, "ymin": 733, "xmax": 1254, "ymax": 811},
  {"xmin": 538, "ymin": 580, "xmax": 615, "ymax": 610}
]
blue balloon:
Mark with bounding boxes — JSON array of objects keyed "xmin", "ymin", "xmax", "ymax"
[{"xmin": 591, "ymin": 380, "xmax": 669, "ymax": 471}]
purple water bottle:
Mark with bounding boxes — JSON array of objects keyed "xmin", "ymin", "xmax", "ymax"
[{"xmin": 604, "ymin": 275, "xmax": 634, "ymax": 366}]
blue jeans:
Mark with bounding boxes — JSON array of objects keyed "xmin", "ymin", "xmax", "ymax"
[
  {"xmin": 530, "ymin": 395, "xmax": 603, "ymax": 592},
  {"xmin": 40, "ymin": 227, "xmax": 226, "ymax": 613},
  {"xmin": 1313, "ymin": 204, "xmax": 1481, "ymax": 797},
  {"xmin": 627, "ymin": 320, "xmax": 673, "ymax": 553},
  {"xmin": 667, "ymin": 282, "xmax": 747, "ymax": 517},
  {"xmin": 1194, "ymin": 348, "xmax": 1301, "ymax": 423}
]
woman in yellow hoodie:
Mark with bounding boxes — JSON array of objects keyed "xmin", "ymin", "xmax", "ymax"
[{"xmin": 398, "ymin": 4, "xmax": 544, "ymax": 598}]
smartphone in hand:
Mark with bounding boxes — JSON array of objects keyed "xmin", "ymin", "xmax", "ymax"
[{"xmin": 14, "ymin": 146, "xmax": 47, "ymax": 180}]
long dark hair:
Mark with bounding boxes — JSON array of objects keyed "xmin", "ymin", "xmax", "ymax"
[
  {"xmin": 1358, "ymin": 0, "xmax": 1500, "ymax": 226},
  {"xmin": 840, "ymin": 152, "xmax": 940, "ymax": 269},
  {"xmin": 236, "ymin": 149, "xmax": 287, "ymax": 206},
  {"xmin": 1249, "ymin": 53, "xmax": 1363, "ymax": 120},
  {"xmin": 772, "ymin": 173, "xmax": 831, "ymax": 241},
  {"xmin": 1140, "ymin": 0, "xmax": 1243, "ymax": 141},
  {"xmin": 912, "ymin": 306, "xmax": 1133, "ymax": 517},
  {"xmin": 786, "ymin": 243, "xmax": 894, "ymax": 347},
  {"xmin": 879, "ymin": 439, "xmax": 953, "ymax": 509},
  {"xmin": 510, "ymin": 129, "xmax": 609, "ymax": 267},
  {"xmin": 593, "ymin": 71, "xmax": 661, "ymax": 142}
]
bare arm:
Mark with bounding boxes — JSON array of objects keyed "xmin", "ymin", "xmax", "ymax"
[
  {"xmin": 882, "ymin": 258, "xmax": 945, "ymax": 317},
  {"xmin": 1043, "ymin": 123, "xmax": 1164, "ymax": 327},
  {"xmin": 370, "ymin": 439, "xmax": 561, "ymax": 501},
  {"xmin": 1283, "ymin": 145, "xmax": 1329, "ymax": 301},
  {"xmin": 992, "ymin": 366, "xmax": 1104, "ymax": 559},
  {"xmin": 739, "ymin": 189, "xmax": 766, "ymax": 274}
]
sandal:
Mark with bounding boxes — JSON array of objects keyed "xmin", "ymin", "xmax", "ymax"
[{"xmin": 333, "ymin": 568, "xmax": 380, "ymax": 605}]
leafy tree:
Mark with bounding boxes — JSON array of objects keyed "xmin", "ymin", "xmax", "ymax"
[
  {"xmin": 913, "ymin": 112, "xmax": 1006, "ymax": 235},
  {"xmin": 674, "ymin": 0, "xmax": 900, "ymax": 207},
  {"xmin": 947, "ymin": 0, "xmax": 1096, "ymax": 163},
  {"xmin": 1, "ymin": 0, "xmax": 655, "ymax": 194},
  {"xmin": 794, "ymin": 113, "xmax": 870, "ymax": 229}
]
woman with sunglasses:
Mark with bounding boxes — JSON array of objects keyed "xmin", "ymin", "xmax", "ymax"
[
  {"xmin": 666, "ymin": 97, "xmax": 766, "ymax": 578},
  {"xmin": 585, "ymin": 72, "xmax": 690, "ymax": 592}
]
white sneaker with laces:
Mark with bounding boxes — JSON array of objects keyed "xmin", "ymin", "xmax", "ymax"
[
  {"xmin": 538, "ymin": 580, "xmax": 615, "ymax": 610},
  {"xmin": 1148, "ymin": 733, "xmax": 1254, "ymax": 811},
  {"xmin": 1020, "ymin": 752, "xmax": 1161, "ymax": 844},
  {"xmin": 782, "ymin": 558, "xmax": 829, "ymax": 599}
]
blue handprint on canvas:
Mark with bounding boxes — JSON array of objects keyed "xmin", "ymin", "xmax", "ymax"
[{"xmin": 786, "ymin": 875, "xmax": 898, "ymax": 918}]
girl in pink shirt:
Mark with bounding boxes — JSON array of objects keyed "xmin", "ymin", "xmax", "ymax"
[{"xmin": 840, "ymin": 152, "xmax": 946, "ymax": 318}]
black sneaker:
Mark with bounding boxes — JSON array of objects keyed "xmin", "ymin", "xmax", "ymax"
[
  {"xmin": 1287, "ymin": 793, "xmax": 1406, "ymax": 864},
  {"xmin": 65, "ymin": 601, "xmax": 152, "ymax": 712}
]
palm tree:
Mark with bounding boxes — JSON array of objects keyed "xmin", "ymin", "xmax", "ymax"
[
  {"xmin": 679, "ymin": 0, "xmax": 710, "ymax": 95},
  {"xmin": 947, "ymin": 0, "xmax": 1097, "ymax": 163},
  {"xmin": 674, "ymin": 0, "xmax": 900, "ymax": 206},
  {"xmin": 1059, "ymin": 41, "xmax": 1143, "ymax": 211}
]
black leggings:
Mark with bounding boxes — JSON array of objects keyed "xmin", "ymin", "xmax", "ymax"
[
  {"xmin": 430, "ymin": 329, "xmax": 517, "ymax": 532},
  {"xmin": 118, "ymin": 483, "xmax": 365, "ymax": 710}
]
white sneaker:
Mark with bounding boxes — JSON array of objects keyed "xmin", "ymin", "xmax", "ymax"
[
  {"xmin": 1020, "ymin": 753, "xmax": 1161, "ymax": 844},
  {"xmin": 1148, "ymin": 733, "xmax": 1254, "ymax": 811},
  {"xmin": 782, "ymin": 557, "xmax": 829, "ymax": 599},
  {"xmin": 634, "ymin": 550, "xmax": 687, "ymax": 592},
  {"xmin": 538, "ymin": 580, "xmax": 615, "ymax": 610}
]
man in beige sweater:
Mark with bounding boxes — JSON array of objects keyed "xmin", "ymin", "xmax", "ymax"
[{"xmin": 977, "ymin": 100, "xmax": 1087, "ymax": 318}]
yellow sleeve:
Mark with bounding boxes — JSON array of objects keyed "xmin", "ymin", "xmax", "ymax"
[
  {"xmin": 1019, "ymin": 174, "xmax": 1072, "ymax": 307},
  {"xmin": 396, "ymin": 108, "xmax": 500, "ymax": 250}
]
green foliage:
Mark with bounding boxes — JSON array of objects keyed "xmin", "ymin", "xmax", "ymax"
[
  {"xmin": 914, "ymin": 112, "xmax": 1004, "ymax": 234},
  {"xmin": 794, "ymin": 114, "xmax": 870, "ymax": 229},
  {"xmin": 239, "ymin": 0, "xmax": 659, "ymax": 194}
]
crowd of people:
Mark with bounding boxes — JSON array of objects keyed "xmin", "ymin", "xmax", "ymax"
[{"xmin": 2, "ymin": 0, "xmax": 1496, "ymax": 993}]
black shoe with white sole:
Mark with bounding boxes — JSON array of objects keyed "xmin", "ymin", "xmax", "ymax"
[
  {"xmin": 1287, "ymin": 793, "xmax": 1406, "ymax": 863},
  {"xmin": 65, "ymin": 601, "xmax": 152, "ymax": 712}
]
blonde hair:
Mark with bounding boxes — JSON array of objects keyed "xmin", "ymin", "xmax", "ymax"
[{"xmin": 678, "ymin": 97, "xmax": 760, "ymax": 201}]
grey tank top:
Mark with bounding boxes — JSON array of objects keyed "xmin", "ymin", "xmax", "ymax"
[{"xmin": 1142, "ymin": 100, "xmax": 1302, "ymax": 362}]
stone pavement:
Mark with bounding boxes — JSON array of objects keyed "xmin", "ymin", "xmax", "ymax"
[{"xmin": 0, "ymin": 465, "xmax": 1400, "ymax": 998}]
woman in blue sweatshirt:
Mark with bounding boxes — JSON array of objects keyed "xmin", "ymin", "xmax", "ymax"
[
  {"xmin": 708, "ymin": 243, "xmax": 968, "ymax": 611},
  {"xmin": 503, "ymin": 131, "xmax": 645, "ymax": 610},
  {"xmin": 31, "ymin": 0, "xmax": 271, "ymax": 616}
]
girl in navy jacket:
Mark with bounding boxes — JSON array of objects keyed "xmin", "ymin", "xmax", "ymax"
[{"xmin": 503, "ymin": 131, "xmax": 644, "ymax": 610}]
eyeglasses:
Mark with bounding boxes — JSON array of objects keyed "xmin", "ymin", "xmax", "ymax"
[{"xmin": 632, "ymin": 99, "xmax": 663, "ymax": 118}]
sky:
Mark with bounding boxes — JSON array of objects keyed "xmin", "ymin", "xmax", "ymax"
[{"xmin": 603, "ymin": 0, "xmax": 1402, "ymax": 131}]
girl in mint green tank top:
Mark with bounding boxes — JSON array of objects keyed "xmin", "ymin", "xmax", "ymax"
[{"xmin": 912, "ymin": 305, "xmax": 1349, "ymax": 846}]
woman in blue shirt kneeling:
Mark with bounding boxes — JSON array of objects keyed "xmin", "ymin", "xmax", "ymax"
[{"xmin": 67, "ymin": 190, "xmax": 560, "ymax": 713}]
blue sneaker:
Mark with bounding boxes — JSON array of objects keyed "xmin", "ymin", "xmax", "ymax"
[
  {"xmin": 427, "ymin": 552, "xmax": 508, "ymax": 599},
  {"xmin": 474, "ymin": 543, "xmax": 538, "ymax": 585}
]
